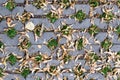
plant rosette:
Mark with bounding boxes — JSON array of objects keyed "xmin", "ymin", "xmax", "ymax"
[
  {"xmin": 72, "ymin": 10, "xmax": 86, "ymax": 22},
  {"xmin": 47, "ymin": 38, "xmax": 58, "ymax": 50},
  {"xmin": 88, "ymin": 24, "xmax": 100, "ymax": 37},
  {"xmin": 46, "ymin": 12, "xmax": 58, "ymax": 23},
  {"xmin": 114, "ymin": 25, "xmax": 120, "ymax": 39},
  {"xmin": 5, "ymin": 27, "xmax": 17, "ymax": 39},
  {"xmin": 101, "ymin": 38, "xmax": 112, "ymax": 51},
  {"xmin": 100, "ymin": 12, "xmax": 114, "ymax": 22},
  {"xmin": 89, "ymin": 52, "xmax": 100, "ymax": 63},
  {"xmin": 20, "ymin": 67, "xmax": 31, "ymax": 78},
  {"xmin": 4, "ymin": 0, "xmax": 16, "ymax": 11},
  {"xmin": 100, "ymin": 7, "xmax": 114, "ymax": 22},
  {"xmin": 35, "ymin": 54, "xmax": 43, "ymax": 62},
  {"xmin": 101, "ymin": 65, "xmax": 112, "ymax": 77},
  {"xmin": 6, "ymin": 53, "xmax": 18, "ymax": 65},
  {"xmin": 60, "ymin": 24, "xmax": 72, "ymax": 36}
]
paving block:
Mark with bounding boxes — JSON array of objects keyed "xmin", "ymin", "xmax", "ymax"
[
  {"xmin": 64, "ymin": 18, "xmax": 76, "ymax": 25},
  {"xmin": 62, "ymin": 8, "xmax": 75, "ymax": 15},
  {"xmin": 95, "ymin": 32, "xmax": 108, "ymax": 42},
  {"xmin": 94, "ymin": 7, "xmax": 103, "ymax": 14},
  {"xmin": 41, "ymin": 32, "xmax": 57, "ymax": 42},
  {"xmin": 63, "ymin": 60, "xmax": 76, "ymax": 69},
  {"xmin": 15, "ymin": 0, "xmax": 24, "ymax": 3},
  {"xmin": 53, "ymin": 18, "xmax": 63, "ymax": 29},
  {"xmin": 26, "ymin": 73, "xmax": 35, "ymax": 80},
  {"xmin": 0, "ymin": 20, "xmax": 7, "ymax": 32},
  {"xmin": 0, "ymin": 34, "xmax": 20, "ymax": 46},
  {"xmin": 72, "ymin": 19, "xmax": 91, "ymax": 29},
  {"xmin": 24, "ymin": 4, "xmax": 37, "ymax": 13},
  {"xmin": 110, "ymin": 45, "xmax": 120, "ymax": 52},
  {"xmin": 59, "ymin": 37, "xmax": 67, "ymax": 45},
  {"xmin": 12, "ymin": 6, "xmax": 24, "ymax": 15},
  {"xmin": 94, "ymin": 18, "xmax": 108, "ymax": 29},
  {"xmin": 3, "ymin": 74, "xmax": 25, "ymax": 80},
  {"xmin": 0, "ymin": 0, "xmax": 7, "ymax": 4},
  {"xmin": 0, "ymin": 6, "xmax": 11, "ymax": 16},
  {"xmin": 47, "ymin": 60, "xmax": 60, "ymax": 66},
  {"xmin": 28, "ymin": 45, "xmax": 51, "ymax": 56},
  {"xmin": 69, "ymin": 50, "xmax": 85, "ymax": 56},
  {"xmin": 4, "ymin": 46, "xmax": 24, "ymax": 57},
  {"xmin": 26, "ymin": 32, "xmax": 42, "ymax": 44},
  {"xmin": 86, "ymin": 73, "xmax": 105, "ymax": 80},
  {"xmin": 109, "ymin": 19, "xmax": 120, "ymax": 28},
  {"xmin": 13, "ymin": 20, "xmax": 24, "ymax": 31},
  {"xmin": 62, "ymin": 72, "xmax": 75, "ymax": 80},
  {"xmin": 34, "ymin": 73, "xmax": 46, "ymax": 80},
  {"xmin": 91, "ymin": 45, "xmax": 100, "ymax": 53}
]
